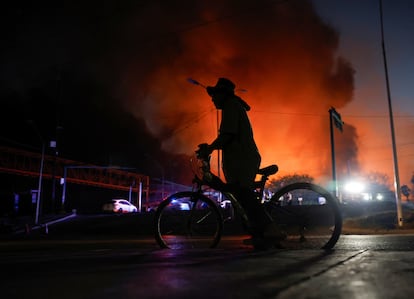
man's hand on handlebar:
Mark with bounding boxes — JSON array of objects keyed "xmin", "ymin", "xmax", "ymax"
[{"xmin": 196, "ymin": 143, "xmax": 212, "ymax": 159}]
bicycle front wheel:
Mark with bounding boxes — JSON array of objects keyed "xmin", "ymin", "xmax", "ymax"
[
  {"xmin": 267, "ymin": 182, "xmax": 342, "ymax": 250},
  {"xmin": 154, "ymin": 191, "xmax": 223, "ymax": 249}
]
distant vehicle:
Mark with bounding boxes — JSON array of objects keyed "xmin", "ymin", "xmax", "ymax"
[
  {"xmin": 102, "ymin": 199, "xmax": 138, "ymax": 213},
  {"xmin": 170, "ymin": 199, "xmax": 191, "ymax": 211}
]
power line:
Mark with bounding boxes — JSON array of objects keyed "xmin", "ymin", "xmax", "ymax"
[
  {"xmin": 252, "ymin": 109, "xmax": 414, "ymax": 120},
  {"xmin": 252, "ymin": 110, "xmax": 325, "ymax": 117},
  {"xmin": 165, "ymin": 107, "xmax": 215, "ymax": 138},
  {"xmin": 344, "ymin": 114, "xmax": 414, "ymax": 119}
]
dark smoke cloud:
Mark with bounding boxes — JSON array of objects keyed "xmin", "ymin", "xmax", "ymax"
[
  {"xmin": 117, "ymin": 0, "xmax": 357, "ymax": 181},
  {"xmin": 0, "ymin": 0, "xmax": 358, "ymax": 183}
]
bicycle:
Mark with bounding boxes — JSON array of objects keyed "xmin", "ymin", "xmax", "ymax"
[{"xmin": 154, "ymin": 150, "xmax": 342, "ymax": 250}]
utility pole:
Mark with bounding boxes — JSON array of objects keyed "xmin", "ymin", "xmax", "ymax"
[
  {"xmin": 379, "ymin": 0, "xmax": 403, "ymax": 227},
  {"xmin": 35, "ymin": 143, "xmax": 45, "ymax": 225},
  {"xmin": 329, "ymin": 107, "xmax": 344, "ymax": 198},
  {"xmin": 27, "ymin": 119, "xmax": 46, "ymax": 225}
]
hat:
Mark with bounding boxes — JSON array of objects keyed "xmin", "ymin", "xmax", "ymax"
[{"xmin": 206, "ymin": 78, "xmax": 236, "ymax": 96}]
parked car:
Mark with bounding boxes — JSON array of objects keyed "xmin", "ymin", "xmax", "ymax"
[{"xmin": 102, "ymin": 199, "xmax": 138, "ymax": 213}]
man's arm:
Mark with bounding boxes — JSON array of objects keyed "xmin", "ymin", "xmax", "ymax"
[
  {"xmin": 197, "ymin": 133, "xmax": 234, "ymax": 157},
  {"xmin": 208, "ymin": 132, "xmax": 234, "ymax": 152}
]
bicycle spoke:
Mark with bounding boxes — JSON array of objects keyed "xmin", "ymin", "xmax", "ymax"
[
  {"xmin": 155, "ymin": 192, "xmax": 222, "ymax": 249},
  {"xmin": 267, "ymin": 183, "xmax": 342, "ymax": 250}
]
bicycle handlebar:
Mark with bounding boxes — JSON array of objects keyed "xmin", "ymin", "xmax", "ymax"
[
  {"xmin": 194, "ymin": 145, "xmax": 277, "ymax": 193},
  {"xmin": 193, "ymin": 149, "xmax": 227, "ymax": 191}
]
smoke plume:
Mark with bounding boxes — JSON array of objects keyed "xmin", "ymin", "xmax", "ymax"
[
  {"xmin": 0, "ymin": 0, "xmax": 358, "ymax": 183},
  {"xmin": 117, "ymin": 0, "xmax": 357, "ymax": 182}
]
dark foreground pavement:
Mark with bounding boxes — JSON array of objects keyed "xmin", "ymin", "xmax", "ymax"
[
  {"xmin": 1, "ymin": 236, "xmax": 414, "ymax": 299},
  {"xmin": 2, "ymin": 212, "xmax": 414, "ymax": 298}
]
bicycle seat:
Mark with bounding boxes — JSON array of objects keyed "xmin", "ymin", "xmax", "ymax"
[{"xmin": 257, "ymin": 165, "xmax": 278, "ymax": 176}]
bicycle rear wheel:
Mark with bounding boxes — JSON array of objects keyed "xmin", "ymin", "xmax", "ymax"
[
  {"xmin": 154, "ymin": 191, "xmax": 223, "ymax": 249},
  {"xmin": 267, "ymin": 182, "xmax": 342, "ymax": 250}
]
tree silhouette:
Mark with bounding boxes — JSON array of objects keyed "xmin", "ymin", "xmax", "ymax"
[
  {"xmin": 401, "ymin": 185, "xmax": 411, "ymax": 201},
  {"xmin": 267, "ymin": 174, "xmax": 314, "ymax": 191}
]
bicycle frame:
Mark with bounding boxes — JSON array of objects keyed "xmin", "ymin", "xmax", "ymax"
[
  {"xmin": 155, "ymin": 152, "xmax": 342, "ymax": 250},
  {"xmin": 192, "ymin": 154, "xmax": 342, "ymax": 248},
  {"xmin": 191, "ymin": 154, "xmax": 275, "ymax": 229}
]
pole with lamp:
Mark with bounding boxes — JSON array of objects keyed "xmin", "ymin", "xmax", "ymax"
[
  {"xmin": 187, "ymin": 78, "xmax": 222, "ymax": 178},
  {"xmin": 329, "ymin": 107, "xmax": 344, "ymax": 199},
  {"xmin": 35, "ymin": 143, "xmax": 45, "ymax": 225},
  {"xmin": 379, "ymin": 0, "xmax": 403, "ymax": 227},
  {"xmin": 27, "ymin": 120, "xmax": 46, "ymax": 225}
]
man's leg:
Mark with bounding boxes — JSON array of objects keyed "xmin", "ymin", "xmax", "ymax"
[
  {"xmin": 236, "ymin": 187, "xmax": 269, "ymax": 236},
  {"xmin": 236, "ymin": 188, "xmax": 286, "ymax": 249}
]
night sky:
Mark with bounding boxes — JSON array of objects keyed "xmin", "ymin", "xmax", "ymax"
[
  {"xmin": 313, "ymin": 0, "xmax": 414, "ymax": 186},
  {"xmin": 1, "ymin": 0, "xmax": 413, "ymax": 187},
  {"xmin": 0, "ymin": 0, "xmax": 194, "ymax": 181}
]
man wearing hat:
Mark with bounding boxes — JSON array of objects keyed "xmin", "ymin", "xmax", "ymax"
[{"xmin": 198, "ymin": 78, "xmax": 281, "ymax": 249}]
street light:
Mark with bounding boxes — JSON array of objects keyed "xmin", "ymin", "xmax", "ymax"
[
  {"xmin": 27, "ymin": 120, "xmax": 45, "ymax": 225},
  {"xmin": 379, "ymin": 0, "xmax": 403, "ymax": 227},
  {"xmin": 329, "ymin": 107, "xmax": 344, "ymax": 198},
  {"xmin": 35, "ymin": 143, "xmax": 45, "ymax": 225}
]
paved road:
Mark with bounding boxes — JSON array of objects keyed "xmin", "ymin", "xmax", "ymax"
[{"xmin": 1, "ymin": 234, "xmax": 414, "ymax": 299}]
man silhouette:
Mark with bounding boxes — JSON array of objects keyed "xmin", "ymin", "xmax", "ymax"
[{"xmin": 198, "ymin": 78, "xmax": 282, "ymax": 249}]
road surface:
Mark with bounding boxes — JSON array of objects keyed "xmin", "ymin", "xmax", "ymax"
[{"xmin": 1, "ymin": 234, "xmax": 414, "ymax": 298}]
